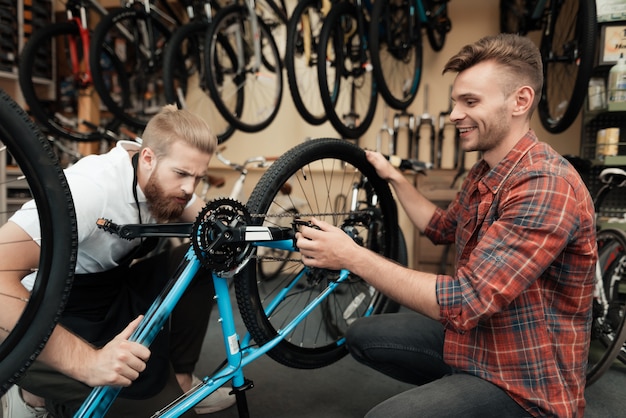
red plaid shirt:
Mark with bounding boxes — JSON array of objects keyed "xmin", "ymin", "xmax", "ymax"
[{"xmin": 425, "ymin": 131, "xmax": 596, "ymax": 417}]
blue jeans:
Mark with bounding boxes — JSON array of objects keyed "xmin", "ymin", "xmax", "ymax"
[{"xmin": 346, "ymin": 312, "xmax": 530, "ymax": 417}]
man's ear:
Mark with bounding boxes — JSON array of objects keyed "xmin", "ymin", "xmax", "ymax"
[
  {"xmin": 140, "ymin": 147, "xmax": 157, "ymax": 171},
  {"xmin": 512, "ymin": 85, "xmax": 534, "ymax": 116}
]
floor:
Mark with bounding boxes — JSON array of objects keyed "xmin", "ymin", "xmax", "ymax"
[{"xmin": 195, "ymin": 300, "xmax": 626, "ymax": 418}]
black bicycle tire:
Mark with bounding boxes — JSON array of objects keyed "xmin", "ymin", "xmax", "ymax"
[
  {"xmin": 205, "ymin": 5, "xmax": 283, "ymax": 133},
  {"xmin": 586, "ymin": 228, "xmax": 626, "ymax": 386},
  {"xmin": 0, "ymin": 89, "xmax": 77, "ymax": 394},
  {"xmin": 18, "ymin": 21, "xmax": 122, "ymax": 142},
  {"xmin": 499, "ymin": 0, "xmax": 530, "ymax": 35},
  {"xmin": 538, "ymin": 0, "xmax": 596, "ymax": 134},
  {"xmin": 369, "ymin": 0, "xmax": 422, "ymax": 110},
  {"xmin": 162, "ymin": 20, "xmax": 238, "ymax": 144},
  {"xmin": 90, "ymin": 7, "xmax": 173, "ymax": 130},
  {"xmin": 285, "ymin": 0, "xmax": 327, "ymax": 125},
  {"xmin": 425, "ymin": 1, "xmax": 450, "ymax": 52},
  {"xmin": 237, "ymin": 138, "xmax": 399, "ymax": 369},
  {"xmin": 317, "ymin": 2, "xmax": 378, "ymax": 139}
]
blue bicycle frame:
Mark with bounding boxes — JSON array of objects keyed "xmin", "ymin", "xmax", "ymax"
[{"xmin": 74, "ymin": 236, "xmax": 351, "ymax": 417}]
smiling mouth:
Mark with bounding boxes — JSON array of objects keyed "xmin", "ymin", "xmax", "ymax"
[{"xmin": 457, "ymin": 127, "xmax": 476, "ymax": 134}]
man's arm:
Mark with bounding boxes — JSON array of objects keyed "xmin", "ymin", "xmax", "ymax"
[
  {"xmin": 0, "ymin": 222, "xmax": 151, "ymax": 387},
  {"xmin": 296, "ymin": 219, "xmax": 440, "ymax": 319}
]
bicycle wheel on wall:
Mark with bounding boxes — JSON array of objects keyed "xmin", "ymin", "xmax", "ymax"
[
  {"xmin": 162, "ymin": 20, "xmax": 238, "ymax": 144},
  {"xmin": 205, "ymin": 5, "xmax": 283, "ymax": 133},
  {"xmin": 587, "ymin": 228, "xmax": 626, "ymax": 387},
  {"xmin": 285, "ymin": 0, "xmax": 328, "ymax": 125},
  {"xmin": 0, "ymin": 89, "xmax": 77, "ymax": 394},
  {"xmin": 18, "ymin": 22, "xmax": 124, "ymax": 142},
  {"xmin": 369, "ymin": 0, "xmax": 422, "ymax": 110},
  {"xmin": 538, "ymin": 0, "xmax": 596, "ymax": 134},
  {"xmin": 238, "ymin": 138, "xmax": 399, "ymax": 369},
  {"xmin": 317, "ymin": 2, "xmax": 377, "ymax": 139},
  {"xmin": 90, "ymin": 6, "xmax": 177, "ymax": 130}
]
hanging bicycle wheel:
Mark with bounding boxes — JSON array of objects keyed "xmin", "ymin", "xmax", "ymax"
[
  {"xmin": 162, "ymin": 20, "xmax": 238, "ymax": 144},
  {"xmin": 238, "ymin": 138, "xmax": 399, "ymax": 369},
  {"xmin": 206, "ymin": 5, "xmax": 283, "ymax": 133},
  {"xmin": 425, "ymin": 0, "xmax": 451, "ymax": 52},
  {"xmin": 0, "ymin": 89, "xmax": 77, "ymax": 394},
  {"xmin": 18, "ymin": 21, "xmax": 124, "ymax": 142},
  {"xmin": 587, "ymin": 228, "xmax": 626, "ymax": 387},
  {"xmin": 369, "ymin": 0, "xmax": 422, "ymax": 110},
  {"xmin": 90, "ymin": 6, "xmax": 176, "ymax": 130},
  {"xmin": 317, "ymin": 2, "xmax": 377, "ymax": 139},
  {"xmin": 499, "ymin": 0, "xmax": 531, "ymax": 35},
  {"xmin": 285, "ymin": 0, "xmax": 327, "ymax": 125},
  {"xmin": 538, "ymin": 0, "xmax": 596, "ymax": 133}
]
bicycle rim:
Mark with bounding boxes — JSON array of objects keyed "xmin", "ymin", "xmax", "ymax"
[
  {"xmin": 369, "ymin": 0, "xmax": 422, "ymax": 110},
  {"xmin": 206, "ymin": 5, "xmax": 283, "ymax": 133},
  {"xmin": 318, "ymin": 2, "xmax": 377, "ymax": 139},
  {"xmin": 18, "ymin": 22, "xmax": 121, "ymax": 142},
  {"xmin": 90, "ymin": 7, "xmax": 173, "ymax": 130},
  {"xmin": 587, "ymin": 229, "xmax": 626, "ymax": 386},
  {"xmin": 538, "ymin": 0, "xmax": 596, "ymax": 133},
  {"xmin": 0, "ymin": 90, "xmax": 77, "ymax": 394},
  {"xmin": 162, "ymin": 20, "xmax": 238, "ymax": 144},
  {"xmin": 285, "ymin": 0, "xmax": 327, "ymax": 125},
  {"xmin": 237, "ymin": 138, "xmax": 399, "ymax": 369}
]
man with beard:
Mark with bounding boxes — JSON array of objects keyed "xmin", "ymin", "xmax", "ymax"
[
  {"xmin": 0, "ymin": 105, "xmax": 235, "ymax": 417},
  {"xmin": 296, "ymin": 34, "xmax": 597, "ymax": 417}
]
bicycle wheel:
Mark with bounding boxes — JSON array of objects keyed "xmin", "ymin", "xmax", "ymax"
[
  {"xmin": 587, "ymin": 228, "xmax": 626, "ymax": 386},
  {"xmin": 18, "ymin": 21, "xmax": 124, "ymax": 142},
  {"xmin": 162, "ymin": 20, "xmax": 238, "ymax": 144},
  {"xmin": 238, "ymin": 138, "xmax": 399, "ymax": 369},
  {"xmin": 285, "ymin": 0, "xmax": 327, "ymax": 125},
  {"xmin": 499, "ymin": 0, "xmax": 530, "ymax": 35},
  {"xmin": 206, "ymin": 4, "xmax": 283, "ymax": 133},
  {"xmin": 317, "ymin": 2, "xmax": 377, "ymax": 139},
  {"xmin": 538, "ymin": 0, "xmax": 596, "ymax": 134},
  {"xmin": 0, "ymin": 89, "xmax": 77, "ymax": 394},
  {"xmin": 425, "ymin": 0, "xmax": 451, "ymax": 52},
  {"xmin": 90, "ymin": 6, "xmax": 176, "ymax": 130},
  {"xmin": 369, "ymin": 0, "xmax": 422, "ymax": 110}
]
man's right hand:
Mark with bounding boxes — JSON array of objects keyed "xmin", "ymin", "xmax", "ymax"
[{"xmin": 83, "ymin": 316, "xmax": 151, "ymax": 387}]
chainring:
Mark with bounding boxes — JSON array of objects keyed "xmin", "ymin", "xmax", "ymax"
[{"xmin": 191, "ymin": 198, "xmax": 253, "ymax": 273}]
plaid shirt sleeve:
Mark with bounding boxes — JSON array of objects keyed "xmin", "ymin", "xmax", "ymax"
[{"xmin": 424, "ymin": 137, "xmax": 597, "ymax": 417}]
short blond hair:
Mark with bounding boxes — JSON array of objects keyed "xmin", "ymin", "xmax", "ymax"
[{"xmin": 140, "ymin": 104, "xmax": 217, "ymax": 158}]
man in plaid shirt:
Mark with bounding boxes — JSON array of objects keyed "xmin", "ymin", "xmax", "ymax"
[{"xmin": 296, "ymin": 33, "xmax": 597, "ymax": 417}]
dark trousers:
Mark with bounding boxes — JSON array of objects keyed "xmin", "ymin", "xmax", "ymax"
[
  {"xmin": 19, "ymin": 242, "xmax": 214, "ymax": 417},
  {"xmin": 346, "ymin": 312, "xmax": 530, "ymax": 417}
]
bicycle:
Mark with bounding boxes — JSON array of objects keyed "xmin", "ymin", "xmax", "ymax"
[
  {"xmin": 585, "ymin": 167, "xmax": 626, "ymax": 386},
  {"xmin": 316, "ymin": 0, "xmax": 378, "ymax": 140},
  {"xmin": 0, "ymin": 89, "xmax": 77, "ymax": 394},
  {"xmin": 204, "ymin": 0, "xmax": 284, "ymax": 133},
  {"xmin": 18, "ymin": 0, "xmax": 127, "ymax": 142},
  {"xmin": 368, "ymin": 0, "xmax": 451, "ymax": 110},
  {"xmin": 88, "ymin": 0, "xmax": 188, "ymax": 130},
  {"xmin": 162, "ymin": 0, "xmax": 238, "ymax": 144},
  {"xmin": 70, "ymin": 137, "xmax": 416, "ymax": 416},
  {"xmin": 499, "ymin": 0, "xmax": 597, "ymax": 133}
]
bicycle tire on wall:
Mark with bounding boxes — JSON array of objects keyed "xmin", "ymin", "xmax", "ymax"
[
  {"xmin": 237, "ymin": 138, "xmax": 399, "ymax": 369},
  {"xmin": 317, "ymin": 2, "xmax": 378, "ymax": 139},
  {"xmin": 90, "ymin": 6, "xmax": 175, "ymax": 130},
  {"xmin": 18, "ymin": 22, "xmax": 123, "ymax": 142},
  {"xmin": 205, "ymin": 4, "xmax": 283, "ymax": 133},
  {"xmin": 285, "ymin": 0, "xmax": 328, "ymax": 125},
  {"xmin": 538, "ymin": 0, "xmax": 596, "ymax": 134},
  {"xmin": 0, "ymin": 89, "xmax": 77, "ymax": 394},
  {"xmin": 162, "ymin": 19, "xmax": 238, "ymax": 144},
  {"xmin": 369, "ymin": 0, "xmax": 422, "ymax": 110}
]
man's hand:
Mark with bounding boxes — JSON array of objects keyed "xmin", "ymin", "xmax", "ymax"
[
  {"xmin": 82, "ymin": 316, "xmax": 151, "ymax": 387},
  {"xmin": 295, "ymin": 218, "xmax": 360, "ymax": 271},
  {"xmin": 365, "ymin": 150, "xmax": 402, "ymax": 182}
]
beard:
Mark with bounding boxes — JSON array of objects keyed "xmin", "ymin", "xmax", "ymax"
[{"xmin": 143, "ymin": 172, "xmax": 190, "ymax": 222}]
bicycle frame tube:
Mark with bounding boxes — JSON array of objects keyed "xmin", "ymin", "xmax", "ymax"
[{"xmin": 68, "ymin": 11, "xmax": 93, "ymax": 86}]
